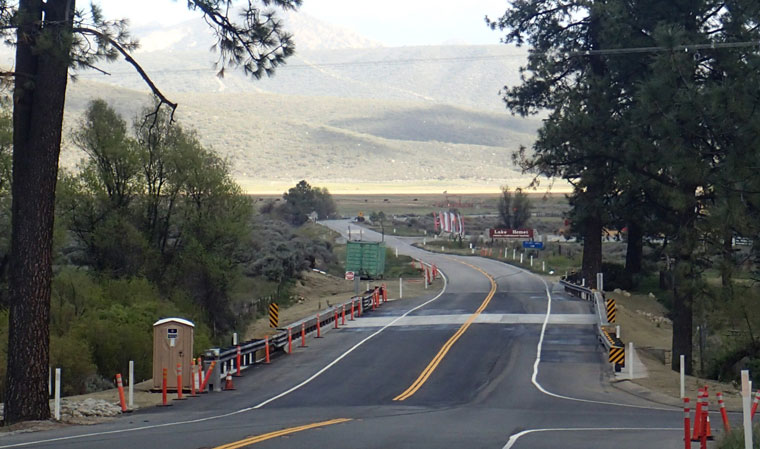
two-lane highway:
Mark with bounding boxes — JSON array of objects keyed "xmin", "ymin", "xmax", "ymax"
[{"xmin": 0, "ymin": 220, "xmax": 683, "ymax": 448}]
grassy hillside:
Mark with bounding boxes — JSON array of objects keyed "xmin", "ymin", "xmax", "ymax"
[{"xmin": 63, "ymin": 80, "xmax": 539, "ymax": 190}]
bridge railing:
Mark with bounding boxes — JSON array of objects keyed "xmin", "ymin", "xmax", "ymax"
[
  {"xmin": 200, "ymin": 289, "xmax": 379, "ymax": 391},
  {"xmin": 559, "ymin": 276, "xmax": 624, "ymax": 370}
]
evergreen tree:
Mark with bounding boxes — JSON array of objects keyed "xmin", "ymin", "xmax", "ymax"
[{"xmin": 1, "ymin": 0, "xmax": 300, "ymax": 423}]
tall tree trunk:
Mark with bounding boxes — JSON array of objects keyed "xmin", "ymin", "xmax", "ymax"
[
  {"xmin": 625, "ymin": 220, "xmax": 643, "ymax": 281},
  {"xmin": 670, "ymin": 255, "xmax": 694, "ymax": 374},
  {"xmin": 581, "ymin": 202, "xmax": 603, "ymax": 289},
  {"xmin": 5, "ymin": 0, "xmax": 74, "ymax": 424}
]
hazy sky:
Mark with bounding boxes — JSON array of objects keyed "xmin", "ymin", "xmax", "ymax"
[{"xmin": 97, "ymin": 0, "xmax": 508, "ymax": 46}]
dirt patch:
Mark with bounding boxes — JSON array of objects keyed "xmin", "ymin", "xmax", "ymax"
[{"xmin": 609, "ymin": 291, "xmax": 745, "ymax": 411}]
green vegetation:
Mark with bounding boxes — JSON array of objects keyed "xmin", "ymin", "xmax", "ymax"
[
  {"xmin": 718, "ymin": 425, "xmax": 760, "ymax": 449},
  {"xmin": 498, "ymin": 186, "xmax": 532, "ymax": 229},
  {"xmin": 0, "ymin": 98, "xmax": 341, "ymax": 401},
  {"xmin": 493, "ymin": 0, "xmax": 760, "ymax": 378}
]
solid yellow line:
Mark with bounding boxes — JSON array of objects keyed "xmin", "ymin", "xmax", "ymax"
[
  {"xmin": 213, "ymin": 418, "xmax": 352, "ymax": 449},
  {"xmin": 393, "ymin": 260, "xmax": 497, "ymax": 401}
]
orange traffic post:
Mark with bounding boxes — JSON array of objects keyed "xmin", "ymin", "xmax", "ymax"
[
  {"xmin": 382, "ymin": 284, "xmax": 388, "ymax": 302},
  {"xmin": 341, "ymin": 304, "xmax": 346, "ymax": 325},
  {"xmin": 717, "ymin": 392, "xmax": 730, "ymax": 432},
  {"xmin": 700, "ymin": 398, "xmax": 708, "ymax": 449},
  {"xmin": 199, "ymin": 361, "xmax": 216, "ymax": 393},
  {"xmin": 197, "ymin": 356, "xmax": 203, "ymax": 392},
  {"xmin": 704, "ymin": 387, "xmax": 713, "ymax": 441},
  {"xmin": 334, "ymin": 309, "xmax": 339, "ymax": 329},
  {"xmin": 372, "ymin": 288, "xmax": 377, "ymax": 311},
  {"xmin": 316, "ymin": 314, "xmax": 322, "ymax": 338},
  {"xmin": 160, "ymin": 368, "xmax": 169, "ymax": 406},
  {"xmin": 265, "ymin": 335, "xmax": 271, "ymax": 364},
  {"xmin": 752, "ymin": 389, "xmax": 760, "ymax": 419},
  {"xmin": 692, "ymin": 388, "xmax": 703, "ymax": 441},
  {"xmin": 176, "ymin": 363, "xmax": 185, "ymax": 400},
  {"xmin": 288, "ymin": 327, "xmax": 293, "ymax": 354},
  {"xmin": 235, "ymin": 346, "xmax": 242, "ymax": 377},
  {"xmin": 683, "ymin": 398, "xmax": 690, "ymax": 449},
  {"xmin": 350, "ymin": 299, "xmax": 355, "ymax": 321},
  {"xmin": 190, "ymin": 359, "xmax": 197, "ymax": 397},
  {"xmin": 358, "ymin": 298, "xmax": 362, "ymax": 317},
  {"xmin": 115, "ymin": 374, "xmax": 128, "ymax": 412},
  {"xmin": 301, "ymin": 323, "xmax": 307, "ymax": 347}
]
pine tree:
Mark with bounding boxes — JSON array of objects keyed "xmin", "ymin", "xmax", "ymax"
[{"xmin": 1, "ymin": 0, "xmax": 300, "ymax": 424}]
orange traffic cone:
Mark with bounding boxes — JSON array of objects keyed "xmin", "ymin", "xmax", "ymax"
[
  {"xmin": 705, "ymin": 414, "xmax": 714, "ymax": 440},
  {"xmin": 224, "ymin": 373, "xmax": 235, "ymax": 391}
]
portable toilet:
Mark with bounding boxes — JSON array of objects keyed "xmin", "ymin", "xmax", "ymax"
[{"xmin": 152, "ymin": 318, "xmax": 194, "ymax": 391}]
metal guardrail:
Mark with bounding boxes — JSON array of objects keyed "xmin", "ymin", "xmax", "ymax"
[
  {"xmin": 200, "ymin": 288, "xmax": 382, "ymax": 391},
  {"xmin": 559, "ymin": 277, "xmax": 624, "ymax": 370}
]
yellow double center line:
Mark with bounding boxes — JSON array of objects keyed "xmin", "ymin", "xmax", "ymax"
[
  {"xmin": 393, "ymin": 260, "xmax": 497, "ymax": 401},
  {"xmin": 213, "ymin": 418, "xmax": 352, "ymax": 449}
]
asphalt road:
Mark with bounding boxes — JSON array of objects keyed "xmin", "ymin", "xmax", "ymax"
[{"xmin": 0, "ymin": 220, "xmax": 684, "ymax": 449}]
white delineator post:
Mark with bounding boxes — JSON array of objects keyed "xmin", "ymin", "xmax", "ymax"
[
  {"xmin": 399, "ymin": 277, "xmax": 403, "ymax": 299},
  {"xmin": 616, "ymin": 325, "xmax": 620, "ymax": 339},
  {"xmin": 679, "ymin": 355, "xmax": 685, "ymax": 399},
  {"xmin": 542, "ymin": 261, "xmax": 545, "ymax": 272},
  {"xmin": 596, "ymin": 272, "xmax": 604, "ymax": 292},
  {"xmin": 628, "ymin": 342, "xmax": 634, "ymax": 379},
  {"xmin": 54, "ymin": 368, "xmax": 61, "ymax": 420},
  {"xmin": 530, "ymin": 255, "xmax": 533, "ymax": 267},
  {"xmin": 232, "ymin": 332, "xmax": 238, "ymax": 346},
  {"xmin": 742, "ymin": 370, "xmax": 753, "ymax": 449},
  {"xmin": 395, "ymin": 247, "xmax": 398, "ymax": 258},
  {"xmin": 520, "ymin": 253, "xmax": 524, "ymax": 264},
  {"xmin": 513, "ymin": 248, "xmax": 516, "ymax": 260},
  {"xmin": 129, "ymin": 360, "xmax": 135, "ymax": 408}
]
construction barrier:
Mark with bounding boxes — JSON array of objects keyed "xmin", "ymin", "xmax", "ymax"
[
  {"xmin": 160, "ymin": 368, "xmax": 169, "ymax": 407},
  {"xmin": 752, "ymin": 389, "xmax": 759, "ymax": 419}
]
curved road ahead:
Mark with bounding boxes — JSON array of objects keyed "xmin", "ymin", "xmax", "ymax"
[{"xmin": 0, "ymin": 220, "xmax": 683, "ymax": 448}]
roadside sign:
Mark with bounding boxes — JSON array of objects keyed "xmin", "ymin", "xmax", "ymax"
[
  {"xmin": 345, "ymin": 271, "xmax": 355, "ymax": 281},
  {"xmin": 490, "ymin": 228, "xmax": 534, "ymax": 239},
  {"xmin": 522, "ymin": 241, "xmax": 544, "ymax": 250}
]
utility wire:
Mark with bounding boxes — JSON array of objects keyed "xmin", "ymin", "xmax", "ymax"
[{"xmin": 74, "ymin": 40, "xmax": 760, "ymax": 78}]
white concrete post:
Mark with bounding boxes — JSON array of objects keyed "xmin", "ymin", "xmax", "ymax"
[
  {"xmin": 129, "ymin": 360, "xmax": 134, "ymax": 408},
  {"xmin": 54, "ymin": 368, "xmax": 61, "ymax": 420},
  {"xmin": 596, "ymin": 273, "xmax": 604, "ymax": 292},
  {"xmin": 742, "ymin": 370, "xmax": 753, "ymax": 449},
  {"xmin": 469, "ymin": 243, "xmax": 473, "ymax": 249},
  {"xmin": 628, "ymin": 342, "xmax": 634, "ymax": 379},
  {"xmin": 513, "ymin": 248, "xmax": 516, "ymax": 260},
  {"xmin": 615, "ymin": 325, "xmax": 620, "ymax": 339},
  {"xmin": 441, "ymin": 246, "xmax": 444, "ymax": 251},
  {"xmin": 471, "ymin": 248, "xmax": 475, "ymax": 254},
  {"xmin": 399, "ymin": 277, "xmax": 403, "ymax": 299},
  {"xmin": 423, "ymin": 238, "xmax": 426, "ymax": 245},
  {"xmin": 520, "ymin": 253, "xmax": 523, "ymax": 264},
  {"xmin": 679, "ymin": 355, "xmax": 685, "ymax": 399},
  {"xmin": 530, "ymin": 255, "xmax": 534, "ymax": 267},
  {"xmin": 232, "ymin": 332, "xmax": 238, "ymax": 346},
  {"xmin": 395, "ymin": 247, "xmax": 398, "ymax": 258},
  {"xmin": 366, "ymin": 282, "xmax": 370, "ymax": 292},
  {"xmin": 542, "ymin": 261, "xmax": 545, "ymax": 272}
]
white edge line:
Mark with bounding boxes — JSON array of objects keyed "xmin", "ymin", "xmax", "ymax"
[
  {"xmin": 493, "ymin": 261, "xmax": 679, "ymax": 413},
  {"xmin": 0, "ymin": 271, "xmax": 449, "ymax": 449},
  {"xmin": 502, "ymin": 427, "xmax": 681, "ymax": 449}
]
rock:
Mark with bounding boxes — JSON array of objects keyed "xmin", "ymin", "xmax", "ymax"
[
  {"xmin": 648, "ymin": 292, "xmax": 656, "ymax": 299},
  {"xmin": 613, "ymin": 288, "xmax": 622, "ymax": 294},
  {"xmin": 623, "ymin": 291, "xmax": 631, "ymax": 297}
]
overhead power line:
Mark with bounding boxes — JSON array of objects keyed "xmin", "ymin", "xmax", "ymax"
[{"xmin": 74, "ymin": 40, "xmax": 759, "ymax": 78}]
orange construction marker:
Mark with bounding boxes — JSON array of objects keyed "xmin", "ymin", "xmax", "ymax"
[
  {"xmin": 116, "ymin": 374, "xmax": 128, "ymax": 412},
  {"xmin": 176, "ymin": 363, "xmax": 185, "ymax": 400}
]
